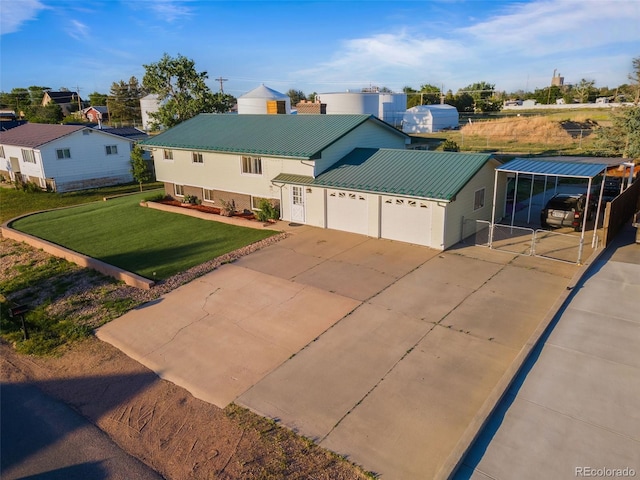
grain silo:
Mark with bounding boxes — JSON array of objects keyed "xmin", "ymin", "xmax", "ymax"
[
  {"xmin": 237, "ymin": 85, "xmax": 291, "ymax": 114},
  {"xmin": 379, "ymin": 93, "xmax": 407, "ymax": 127},
  {"xmin": 140, "ymin": 94, "xmax": 161, "ymax": 131},
  {"xmin": 316, "ymin": 92, "xmax": 380, "ymax": 116}
]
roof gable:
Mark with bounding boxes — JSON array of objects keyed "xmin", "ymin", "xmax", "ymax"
[
  {"xmin": 0, "ymin": 123, "xmax": 85, "ymax": 148},
  {"xmin": 288, "ymin": 148, "xmax": 492, "ymax": 200},
  {"xmin": 141, "ymin": 114, "xmax": 407, "ymax": 159},
  {"xmin": 46, "ymin": 91, "xmax": 80, "ymax": 103}
]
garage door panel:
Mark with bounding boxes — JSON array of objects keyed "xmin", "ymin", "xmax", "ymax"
[
  {"xmin": 327, "ymin": 190, "xmax": 368, "ymax": 235},
  {"xmin": 381, "ymin": 196, "xmax": 432, "ymax": 246}
]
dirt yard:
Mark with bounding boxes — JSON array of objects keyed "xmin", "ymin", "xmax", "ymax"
[{"xmin": 0, "ymin": 237, "xmax": 370, "ymax": 479}]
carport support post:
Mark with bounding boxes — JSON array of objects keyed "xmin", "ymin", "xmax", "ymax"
[
  {"xmin": 527, "ymin": 174, "xmax": 535, "ymax": 224},
  {"xmin": 578, "ymin": 177, "xmax": 593, "ymax": 264},
  {"xmin": 489, "ymin": 170, "xmax": 499, "ymax": 248},
  {"xmin": 592, "ymin": 175, "xmax": 606, "ymax": 248},
  {"xmin": 510, "ymin": 173, "xmax": 519, "ymax": 227}
]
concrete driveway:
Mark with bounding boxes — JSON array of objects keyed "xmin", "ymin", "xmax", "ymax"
[{"xmin": 98, "ymin": 225, "xmax": 579, "ymax": 479}]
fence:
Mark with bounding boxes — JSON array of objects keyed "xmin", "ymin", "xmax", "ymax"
[
  {"xmin": 462, "ymin": 219, "xmax": 588, "ymax": 264},
  {"xmin": 603, "ymin": 178, "xmax": 640, "ymax": 245}
]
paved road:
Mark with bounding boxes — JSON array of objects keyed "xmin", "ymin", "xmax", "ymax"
[
  {"xmin": 455, "ymin": 223, "xmax": 640, "ymax": 479},
  {"xmin": 1, "ymin": 381, "xmax": 164, "ymax": 480}
]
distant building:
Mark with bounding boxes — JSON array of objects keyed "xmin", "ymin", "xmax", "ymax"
[
  {"xmin": 402, "ymin": 104, "xmax": 459, "ymax": 134},
  {"xmin": 42, "ymin": 91, "xmax": 83, "ymax": 116}
]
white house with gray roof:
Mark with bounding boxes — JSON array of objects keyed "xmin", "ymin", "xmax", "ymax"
[
  {"xmin": 0, "ymin": 123, "xmax": 134, "ymax": 192},
  {"xmin": 142, "ymin": 114, "xmax": 500, "ymax": 250}
]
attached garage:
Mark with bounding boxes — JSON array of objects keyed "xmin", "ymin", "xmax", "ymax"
[
  {"xmin": 381, "ymin": 195, "xmax": 432, "ymax": 246},
  {"xmin": 273, "ymin": 148, "xmax": 498, "ymax": 250},
  {"xmin": 326, "ymin": 189, "xmax": 369, "ymax": 235}
]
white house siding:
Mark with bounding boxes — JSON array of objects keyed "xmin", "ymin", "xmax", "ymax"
[
  {"xmin": 154, "ymin": 149, "xmax": 314, "ymax": 209},
  {"xmin": 38, "ymin": 132, "xmax": 133, "ymax": 192},
  {"xmin": 313, "ymin": 122, "xmax": 407, "ymax": 175},
  {"xmin": 0, "ymin": 145, "xmax": 46, "ymax": 185},
  {"xmin": 441, "ymin": 160, "xmax": 501, "ymax": 249}
]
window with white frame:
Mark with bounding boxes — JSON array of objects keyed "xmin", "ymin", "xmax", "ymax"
[
  {"xmin": 192, "ymin": 152, "xmax": 204, "ymax": 164},
  {"xmin": 21, "ymin": 149, "xmax": 36, "ymax": 163},
  {"xmin": 56, "ymin": 148, "xmax": 71, "ymax": 159},
  {"xmin": 105, "ymin": 145, "xmax": 118, "ymax": 155},
  {"xmin": 241, "ymin": 156, "xmax": 262, "ymax": 175},
  {"xmin": 203, "ymin": 188, "xmax": 215, "ymax": 202},
  {"xmin": 0, "ymin": 146, "xmax": 5, "ymax": 158},
  {"xmin": 474, "ymin": 188, "xmax": 485, "ymax": 211},
  {"xmin": 174, "ymin": 184, "xmax": 185, "ymax": 197},
  {"xmin": 163, "ymin": 149, "xmax": 173, "ymax": 160}
]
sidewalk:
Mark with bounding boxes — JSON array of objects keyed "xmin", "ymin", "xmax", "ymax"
[{"xmin": 454, "ymin": 222, "xmax": 640, "ymax": 479}]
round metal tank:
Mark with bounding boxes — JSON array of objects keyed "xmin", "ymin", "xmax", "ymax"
[
  {"xmin": 317, "ymin": 92, "xmax": 379, "ymax": 115},
  {"xmin": 238, "ymin": 84, "xmax": 291, "ymax": 114},
  {"xmin": 140, "ymin": 94, "xmax": 160, "ymax": 130},
  {"xmin": 379, "ymin": 93, "xmax": 407, "ymax": 127}
]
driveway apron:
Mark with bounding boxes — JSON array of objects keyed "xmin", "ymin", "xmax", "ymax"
[{"xmin": 99, "ymin": 227, "xmax": 578, "ymax": 479}]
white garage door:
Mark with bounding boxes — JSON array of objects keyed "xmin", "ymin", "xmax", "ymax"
[
  {"xmin": 326, "ymin": 189, "xmax": 368, "ymax": 235},
  {"xmin": 381, "ymin": 196, "xmax": 432, "ymax": 246}
]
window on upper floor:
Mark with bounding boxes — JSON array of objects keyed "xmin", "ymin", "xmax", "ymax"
[
  {"xmin": 0, "ymin": 146, "xmax": 5, "ymax": 158},
  {"xmin": 56, "ymin": 148, "xmax": 71, "ymax": 159},
  {"xmin": 242, "ymin": 156, "xmax": 262, "ymax": 175},
  {"xmin": 163, "ymin": 149, "xmax": 173, "ymax": 160},
  {"xmin": 192, "ymin": 152, "xmax": 204, "ymax": 164},
  {"xmin": 21, "ymin": 149, "xmax": 36, "ymax": 163},
  {"xmin": 105, "ymin": 145, "xmax": 118, "ymax": 155}
]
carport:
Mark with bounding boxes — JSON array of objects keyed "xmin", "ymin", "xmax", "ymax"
[{"xmin": 490, "ymin": 158, "xmax": 610, "ymax": 264}]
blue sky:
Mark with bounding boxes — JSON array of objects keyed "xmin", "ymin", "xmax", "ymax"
[{"xmin": 1, "ymin": 0, "xmax": 639, "ymax": 99}]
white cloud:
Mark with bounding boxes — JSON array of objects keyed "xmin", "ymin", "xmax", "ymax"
[
  {"xmin": 461, "ymin": 0, "xmax": 640, "ymax": 56},
  {"xmin": 294, "ymin": 0, "xmax": 640, "ymax": 93},
  {"xmin": 66, "ymin": 19, "xmax": 90, "ymax": 41},
  {"xmin": 0, "ymin": 0, "xmax": 48, "ymax": 35},
  {"xmin": 145, "ymin": 0, "xmax": 193, "ymax": 23}
]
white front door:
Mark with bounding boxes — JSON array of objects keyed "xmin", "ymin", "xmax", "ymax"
[{"xmin": 290, "ymin": 185, "xmax": 305, "ymax": 223}]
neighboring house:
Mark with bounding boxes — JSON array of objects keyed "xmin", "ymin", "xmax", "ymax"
[
  {"xmin": 83, "ymin": 106, "xmax": 109, "ymax": 123},
  {"xmin": 0, "ymin": 123, "xmax": 134, "ymax": 192},
  {"xmin": 142, "ymin": 113, "xmax": 500, "ymax": 250},
  {"xmin": 42, "ymin": 91, "xmax": 83, "ymax": 116}
]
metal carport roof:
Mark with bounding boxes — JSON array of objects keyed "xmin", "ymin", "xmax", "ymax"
[{"xmin": 497, "ymin": 158, "xmax": 609, "ymax": 178}]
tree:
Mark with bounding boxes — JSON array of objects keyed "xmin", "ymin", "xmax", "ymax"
[
  {"xmin": 593, "ymin": 106, "xmax": 640, "ymax": 158},
  {"xmin": 287, "ymin": 89, "xmax": 306, "ymax": 106},
  {"xmin": 418, "ymin": 84, "xmax": 441, "ymax": 105},
  {"xmin": 130, "ymin": 145, "xmax": 152, "ymax": 191},
  {"xmin": 573, "ymin": 78, "xmax": 596, "ymax": 103},
  {"xmin": 88, "ymin": 91, "xmax": 108, "ymax": 106},
  {"xmin": 0, "ymin": 88, "xmax": 31, "ymax": 113},
  {"xmin": 25, "ymin": 102, "xmax": 63, "ymax": 123},
  {"xmin": 109, "ymin": 77, "xmax": 144, "ymax": 126},
  {"xmin": 458, "ymin": 82, "xmax": 495, "ymax": 112},
  {"xmin": 630, "ymin": 56, "xmax": 640, "ymax": 104},
  {"xmin": 142, "ymin": 53, "xmax": 221, "ymax": 129}
]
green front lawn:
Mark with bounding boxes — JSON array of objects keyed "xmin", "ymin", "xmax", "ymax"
[
  {"xmin": 0, "ymin": 182, "xmax": 164, "ymax": 224},
  {"xmin": 10, "ymin": 192, "xmax": 277, "ymax": 280}
]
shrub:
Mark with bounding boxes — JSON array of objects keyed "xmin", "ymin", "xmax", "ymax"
[
  {"xmin": 441, "ymin": 139, "xmax": 460, "ymax": 152},
  {"xmin": 143, "ymin": 193, "xmax": 166, "ymax": 202},
  {"xmin": 255, "ymin": 199, "xmax": 280, "ymax": 222}
]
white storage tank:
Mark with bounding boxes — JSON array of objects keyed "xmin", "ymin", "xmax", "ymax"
[
  {"xmin": 379, "ymin": 93, "xmax": 407, "ymax": 127},
  {"xmin": 140, "ymin": 94, "xmax": 161, "ymax": 131},
  {"xmin": 237, "ymin": 84, "xmax": 291, "ymax": 114},
  {"xmin": 317, "ymin": 92, "xmax": 379, "ymax": 116}
]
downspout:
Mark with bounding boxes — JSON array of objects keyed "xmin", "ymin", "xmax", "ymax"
[{"xmin": 592, "ymin": 173, "xmax": 605, "ymax": 248}]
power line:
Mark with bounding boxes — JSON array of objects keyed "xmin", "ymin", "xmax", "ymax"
[{"xmin": 215, "ymin": 77, "xmax": 228, "ymax": 93}]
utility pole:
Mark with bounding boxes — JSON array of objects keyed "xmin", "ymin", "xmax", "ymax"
[
  {"xmin": 215, "ymin": 77, "xmax": 228, "ymax": 93},
  {"xmin": 75, "ymin": 85, "xmax": 82, "ymax": 112}
]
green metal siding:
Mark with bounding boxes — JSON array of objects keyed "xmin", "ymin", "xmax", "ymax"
[
  {"xmin": 308, "ymin": 148, "xmax": 492, "ymax": 200},
  {"xmin": 141, "ymin": 114, "xmax": 406, "ymax": 159}
]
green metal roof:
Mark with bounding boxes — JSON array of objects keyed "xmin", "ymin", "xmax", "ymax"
[
  {"xmin": 274, "ymin": 148, "xmax": 493, "ymax": 201},
  {"xmin": 141, "ymin": 114, "xmax": 405, "ymax": 159}
]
